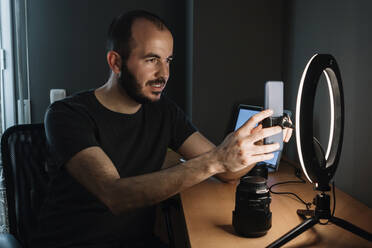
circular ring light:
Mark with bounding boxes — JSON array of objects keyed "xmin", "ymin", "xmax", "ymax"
[{"xmin": 295, "ymin": 54, "xmax": 344, "ymax": 191}]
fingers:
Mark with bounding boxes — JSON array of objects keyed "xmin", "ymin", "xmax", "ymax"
[
  {"xmin": 249, "ymin": 126, "xmax": 282, "ymax": 143},
  {"xmin": 236, "ymin": 141, "xmax": 279, "ymax": 169},
  {"xmin": 283, "ymin": 127, "xmax": 293, "ymax": 142},
  {"xmin": 236, "ymin": 109, "xmax": 273, "ymax": 137},
  {"xmin": 252, "ymin": 142, "xmax": 280, "ymax": 155},
  {"xmin": 250, "ymin": 124, "xmax": 262, "ymax": 134},
  {"xmin": 217, "ymin": 110, "xmax": 292, "ymax": 174},
  {"xmin": 283, "ymin": 116, "xmax": 293, "ymax": 143}
]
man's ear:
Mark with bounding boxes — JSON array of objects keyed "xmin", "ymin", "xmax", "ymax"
[{"xmin": 107, "ymin": 51, "xmax": 122, "ymax": 75}]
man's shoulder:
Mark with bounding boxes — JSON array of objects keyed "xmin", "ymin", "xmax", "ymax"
[
  {"xmin": 61, "ymin": 89, "xmax": 95, "ymax": 104},
  {"xmin": 48, "ymin": 89, "xmax": 96, "ymax": 112},
  {"xmin": 44, "ymin": 89, "xmax": 99, "ymax": 132}
]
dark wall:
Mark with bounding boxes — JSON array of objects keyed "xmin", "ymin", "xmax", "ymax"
[
  {"xmin": 26, "ymin": 0, "xmax": 371, "ymax": 208},
  {"xmin": 283, "ymin": 0, "xmax": 372, "ymax": 207},
  {"xmin": 193, "ymin": 0, "xmax": 372, "ymax": 208},
  {"xmin": 193, "ymin": 0, "xmax": 284, "ymax": 144},
  {"xmin": 27, "ymin": 0, "xmax": 188, "ymax": 122}
]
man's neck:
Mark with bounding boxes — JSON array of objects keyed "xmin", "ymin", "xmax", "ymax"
[{"xmin": 95, "ymin": 76, "xmax": 141, "ymax": 115}]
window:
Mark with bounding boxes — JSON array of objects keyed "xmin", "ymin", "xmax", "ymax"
[{"xmin": 0, "ymin": 0, "xmax": 18, "ymax": 233}]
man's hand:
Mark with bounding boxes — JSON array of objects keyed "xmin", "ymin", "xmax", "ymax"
[
  {"xmin": 213, "ymin": 109, "xmax": 282, "ymax": 173},
  {"xmin": 283, "ymin": 118, "xmax": 293, "ymax": 143},
  {"xmin": 253, "ymin": 116, "xmax": 293, "ymax": 144}
]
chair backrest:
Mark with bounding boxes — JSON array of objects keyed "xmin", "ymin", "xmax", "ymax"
[{"xmin": 1, "ymin": 124, "xmax": 50, "ymax": 247}]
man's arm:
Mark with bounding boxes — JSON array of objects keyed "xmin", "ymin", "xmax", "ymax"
[
  {"xmin": 177, "ymin": 132, "xmax": 257, "ymax": 184},
  {"xmin": 65, "ymin": 145, "xmax": 221, "ymax": 215},
  {"xmin": 66, "ymin": 109, "xmax": 281, "ymax": 215}
]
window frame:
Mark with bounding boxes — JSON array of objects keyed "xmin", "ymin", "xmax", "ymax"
[{"xmin": 0, "ymin": 0, "xmax": 17, "ymax": 132}]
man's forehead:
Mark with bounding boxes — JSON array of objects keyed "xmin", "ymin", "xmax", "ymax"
[
  {"xmin": 130, "ymin": 18, "xmax": 173, "ymax": 55},
  {"xmin": 131, "ymin": 18, "xmax": 171, "ymax": 40}
]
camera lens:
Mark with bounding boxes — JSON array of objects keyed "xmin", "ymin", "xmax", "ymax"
[{"xmin": 233, "ymin": 176, "xmax": 272, "ymax": 237}]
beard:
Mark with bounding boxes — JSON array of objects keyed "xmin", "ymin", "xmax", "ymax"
[{"xmin": 118, "ymin": 63, "xmax": 166, "ymax": 104}]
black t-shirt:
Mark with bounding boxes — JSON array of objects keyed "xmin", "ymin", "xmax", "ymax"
[{"xmin": 31, "ymin": 90, "xmax": 196, "ymax": 248}]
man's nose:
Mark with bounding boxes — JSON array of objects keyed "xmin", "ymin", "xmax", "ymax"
[{"xmin": 156, "ymin": 61, "xmax": 169, "ymax": 80}]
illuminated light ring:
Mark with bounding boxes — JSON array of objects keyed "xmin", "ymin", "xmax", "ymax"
[
  {"xmin": 324, "ymin": 69, "xmax": 335, "ymax": 163},
  {"xmin": 295, "ymin": 54, "xmax": 344, "ymax": 187}
]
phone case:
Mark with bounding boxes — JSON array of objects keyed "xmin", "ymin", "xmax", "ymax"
[{"xmin": 264, "ymin": 81, "xmax": 283, "ymax": 150}]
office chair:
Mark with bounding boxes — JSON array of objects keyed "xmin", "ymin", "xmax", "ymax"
[
  {"xmin": 1, "ymin": 123, "xmax": 50, "ymax": 247},
  {"xmin": 1, "ymin": 123, "xmax": 183, "ymax": 248}
]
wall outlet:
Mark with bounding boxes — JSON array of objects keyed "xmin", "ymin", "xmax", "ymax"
[{"xmin": 50, "ymin": 89, "xmax": 66, "ymax": 103}]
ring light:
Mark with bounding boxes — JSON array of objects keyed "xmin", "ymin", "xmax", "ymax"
[
  {"xmin": 295, "ymin": 54, "xmax": 344, "ymax": 191},
  {"xmin": 268, "ymin": 54, "xmax": 372, "ymax": 248}
]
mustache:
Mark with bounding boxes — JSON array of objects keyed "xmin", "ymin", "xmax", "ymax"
[{"xmin": 146, "ymin": 77, "xmax": 166, "ymax": 86}]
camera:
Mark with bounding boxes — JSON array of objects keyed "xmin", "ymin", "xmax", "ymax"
[
  {"xmin": 232, "ymin": 167, "xmax": 272, "ymax": 237},
  {"xmin": 232, "ymin": 111, "xmax": 294, "ymax": 238}
]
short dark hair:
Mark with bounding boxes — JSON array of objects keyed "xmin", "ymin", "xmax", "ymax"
[{"xmin": 106, "ymin": 10, "xmax": 171, "ymax": 62}]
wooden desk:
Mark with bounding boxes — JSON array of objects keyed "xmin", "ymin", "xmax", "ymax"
[{"xmin": 180, "ymin": 163, "xmax": 372, "ymax": 247}]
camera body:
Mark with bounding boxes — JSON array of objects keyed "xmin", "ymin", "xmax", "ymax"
[{"xmin": 232, "ymin": 167, "xmax": 272, "ymax": 237}]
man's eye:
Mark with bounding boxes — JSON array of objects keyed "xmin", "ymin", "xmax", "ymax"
[{"xmin": 146, "ymin": 58, "xmax": 157, "ymax": 63}]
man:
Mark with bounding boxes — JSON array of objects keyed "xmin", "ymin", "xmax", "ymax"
[{"xmin": 32, "ymin": 10, "xmax": 291, "ymax": 248}]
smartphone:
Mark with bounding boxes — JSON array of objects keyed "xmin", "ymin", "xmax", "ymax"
[{"xmin": 264, "ymin": 81, "xmax": 283, "ymax": 150}]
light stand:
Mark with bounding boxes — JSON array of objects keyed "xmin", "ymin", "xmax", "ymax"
[
  {"xmin": 268, "ymin": 190, "xmax": 372, "ymax": 247},
  {"xmin": 267, "ymin": 54, "xmax": 372, "ymax": 248}
]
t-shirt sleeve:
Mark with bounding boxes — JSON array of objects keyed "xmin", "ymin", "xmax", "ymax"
[
  {"xmin": 44, "ymin": 101, "xmax": 99, "ymax": 169},
  {"xmin": 167, "ymin": 99, "xmax": 197, "ymax": 151}
]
